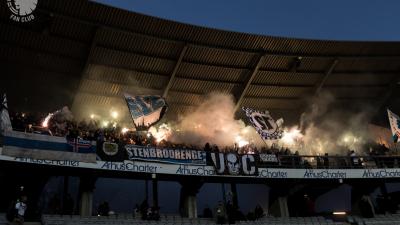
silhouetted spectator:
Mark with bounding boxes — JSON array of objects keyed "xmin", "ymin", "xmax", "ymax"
[
  {"xmin": 226, "ymin": 201, "xmax": 235, "ymax": 224},
  {"xmin": 133, "ymin": 204, "xmax": 140, "ymax": 218},
  {"xmin": 255, "ymin": 204, "xmax": 264, "ymax": 219},
  {"xmin": 98, "ymin": 201, "xmax": 109, "ymax": 216},
  {"xmin": 63, "ymin": 194, "xmax": 74, "ymax": 215},
  {"xmin": 323, "ymin": 153, "xmax": 329, "ymax": 168},
  {"xmin": 48, "ymin": 194, "xmax": 61, "ymax": 214},
  {"xmin": 215, "ymin": 201, "xmax": 226, "ymax": 224},
  {"xmin": 203, "ymin": 205, "xmax": 213, "ymax": 218},
  {"xmin": 140, "ymin": 200, "xmax": 149, "ymax": 220}
]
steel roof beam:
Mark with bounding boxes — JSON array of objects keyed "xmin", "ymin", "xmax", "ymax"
[
  {"xmin": 72, "ymin": 27, "xmax": 100, "ymax": 109},
  {"xmin": 296, "ymin": 59, "xmax": 338, "ymax": 115},
  {"xmin": 82, "ymin": 28, "xmax": 100, "ymax": 75},
  {"xmin": 77, "ymin": 90, "xmax": 161, "ymax": 101},
  {"xmin": 234, "ymin": 54, "xmax": 265, "ymax": 112},
  {"xmin": 162, "ymin": 45, "xmax": 188, "ymax": 98},
  {"xmin": 314, "ymin": 59, "xmax": 339, "ymax": 94}
]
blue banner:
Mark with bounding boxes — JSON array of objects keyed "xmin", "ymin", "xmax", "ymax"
[
  {"xmin": 124, "ymin": 94, "xmax": 168, "ymax": 129},
  {"xmin": 1, "ymin": 131, "xmax": 96, "ymax": 163}
]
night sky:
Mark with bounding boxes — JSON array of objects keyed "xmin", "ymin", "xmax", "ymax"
[{"xmin": 95, "ymin": 0, "xmax": 400, "ymax": 41}]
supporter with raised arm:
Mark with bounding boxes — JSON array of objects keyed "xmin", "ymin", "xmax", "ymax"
[{"xmin": 15, "ymin": 196, "xmax": 27, "ymax": 225}]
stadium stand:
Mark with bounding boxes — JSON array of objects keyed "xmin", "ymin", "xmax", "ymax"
[
  {"xmin": 0, "ymin": 214, "xmax": 6, "ymax": 225},
  {"xmin": 3, "ymin": 0, "xmax": 400, "ymax": 224},
  {"xmin": 42, "ymin": 214, "xmax": 348, "ymax": 225},
  {"xmin": 348, "ymin": 214, "xmax": 400, "ymax": 225}
]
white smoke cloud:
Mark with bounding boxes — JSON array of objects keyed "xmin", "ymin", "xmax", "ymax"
[
  {"xmin": 296, "ymin": 92, "xmax": 375, "ymax": 155},
  {"xmin": 169, "ymin": 92, "xmax": 260, "ymax": 148}
]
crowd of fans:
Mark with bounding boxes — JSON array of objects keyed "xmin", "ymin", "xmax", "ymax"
[{"xmin": 5, "ymin": 111, "xmax": 400, "ymax": 169}]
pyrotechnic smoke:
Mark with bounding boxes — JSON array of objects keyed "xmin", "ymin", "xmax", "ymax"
[
  {"xmin": 168, "ymin": 93, "xmax": 260, "ymax": 148},
  {"xmin": 42, "ymin": 113, "xmax": 53, "ymax": 127},
  {"xmin": 295, "ymin": 92, "xmax": 374, "ymax": 155},
  {"xmin": 149, "ymin": 123, "xmax": 172, "ymax": 143},
  {"xmin": 53, "ymin": 106, "xmax": 74, "ymax": 122},
  {"xmin": 42, "ymin": 106, "xmax": 74, "ymax": 127}
]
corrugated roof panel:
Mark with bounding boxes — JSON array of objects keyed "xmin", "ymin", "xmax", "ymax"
[
  {"xmin": 297, "ymin": 57, "xmax": 334, "ymax": 72},
  {"xmin": 353, "ymin": 59, "xmax": 400, "ymax": 72},
  {"xmin": 262, "ymin": 55, "xmax": 292, "ymax": 71},
  {"xmin": 185, "ymin": 45, "xmax": 257, "ymax": 68},
  {"xmin": 80, "ymin": 79, "xmax": 162, "ymax": 97},
  {"xmin": 167, "ymin": 91, "xmax": 204, "ymax": 106},
  {"xmin": 165, "ymin": 104, "xmax": 196, "ymax": 119},
  {"xmin": 171, "ymin": 78, "xmax": 239, "ymax": 94},
  {"xmin": 91, "ymin": 46, "xmax": 176, "ymax": 75},
  {"xmin": 237, "ymin": 108, "xmax": 301, "ymax": 126},
  {"xmin": 325, "ymin": 86, "xmax": 385, "ymax": 98},
  {"xmin": 73, "ymin": 92, "xmax": 127, "ymax": 110},
  {"xmin": 253, "ymin": 71, "xmax": 322, "ymax": 86},
  {"xmin": 50, "ymin": 16, "xmax": 94, "ymax": 42},
  {"xmin": 325, "ymin": 73, "xmax": 395, "ymax": 86},
  {"xmin": 362, "ymin": 42, "xmax": 400, "ymax": 56},
  {"xmin": 97, "ymin": 28, "xmax": 182, "ymax": 59},
  {"xmin": 246, "ymin": 85, "xmax": 311, "ymax": 98},
  {"xmin": 335, "ymin": 58, "xmax": 400, "ymax": 72},
  {"xmin": 0, "ymin": 23, "xmax": 87, "ymax": 60},
  {"xmin": 241, "ymin": 97, "xmax": 301, "ymax": 110},
  {"xmin": 85, "ymin": 64, "xmax": 169, "ymax": 90},
  {"xmin": 177, "ymin": 62, "xmax": 248, "ymax": 83},
  {"xmin": 0, "ymin": 44, "xmax": 83, "ymax": 75}
]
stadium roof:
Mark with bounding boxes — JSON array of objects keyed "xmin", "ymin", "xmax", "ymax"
[{"xmin": 1, "ymin": 0, "xmax": 400, "ymax": 124}]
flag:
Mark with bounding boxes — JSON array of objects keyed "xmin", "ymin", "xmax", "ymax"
[
  {"xmin": 242, "ymin": 107, "xmax": 283, "ymax": 140},
  {"xmin": 1, "ymin": 131, "xmax": 96, "ymax": 163},
  {"xmin": 67, "ymin": 138, "xmax": 93, "ymax": 153},
  {"xmin": 0, "ymin": 94, "xmax": 12, "ymax": 134},
  {"xmin": 124, "ymin": 94, "xmax": 168, "ymax": 130},
  {"xmin": 387, "ymin": 109, "xmax": 400, "ymax": 143}
]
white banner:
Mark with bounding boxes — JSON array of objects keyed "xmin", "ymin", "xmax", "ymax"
[{"xmin": 1, "ymin": 153, "xmax": 400, "ymax": 179}]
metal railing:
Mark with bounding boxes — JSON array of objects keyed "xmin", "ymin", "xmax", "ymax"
[{"xmin": 261, "ymin": 155, "xmax": 400, "ymax": 169}]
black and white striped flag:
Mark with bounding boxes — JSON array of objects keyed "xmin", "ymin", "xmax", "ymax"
[{"xmin": 0, "ymin": 94, "xmax": 12, "ymax": 134}]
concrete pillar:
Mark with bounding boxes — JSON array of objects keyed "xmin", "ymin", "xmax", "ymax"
[
  {"xmin": 62, "ymin": 176, "xmax": 69, "ymax": 214},
  {"xmin": 278, "ymin": 197, "xmax": 289, "ymax": 217},
  {"xmin": 179, "ymin": 179, "xmax": 203, "ymax": 218},
  {"xmin": 185, "ymin": 195, "xmax": 197, "ymax": 218},
  {"xmin": 80, "ymin": 191, "xmax": 93, "ymax": 216},
  {"xmin": 269, "ymin": 196, "xmax": 289, "ymax": 217},
  {"xmin": 351, "ymin": 181, "xmax": 382, "ymax": 217},
  {"xmin": 145, "ymin": 180, "xmax": 149, "ymax": 202},
  {"xmin": 230, "ymin": 183, "xmax": 239, "ymax": 209},
  {"xmin": 268, "ymin": 183, "xmax": 295, "ymax": 218},
  {"xmin": 180, "ymin": 190, "xmax": 198, "ymax": 218},
  {"xmin": 78, "ymin": 176, "xmax": 96, "ymax": 216},
  {"xmin": 152, "ymin": 179, "xmax": 158, "ymax": 209},
  {"xmin": 365, "ymin": 195, "xmax": 376, "ymax": 216},
  {"xmin": 352, "ymin": 194, "xmax": 375, "ymax": 218}
]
